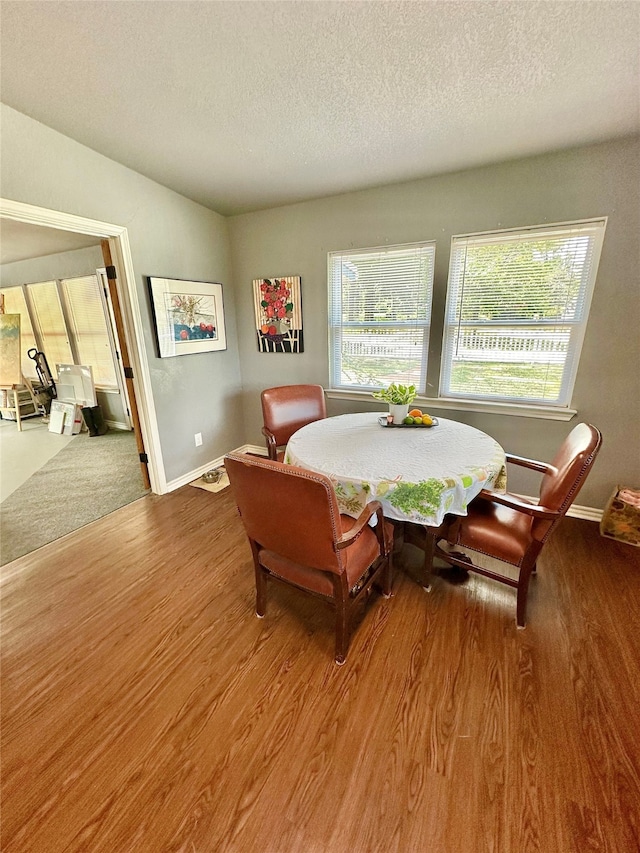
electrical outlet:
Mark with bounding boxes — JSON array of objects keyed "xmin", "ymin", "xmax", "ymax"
[{"xmin": 194, "ymin": 432, "xmax": 203, "ymax": 447}]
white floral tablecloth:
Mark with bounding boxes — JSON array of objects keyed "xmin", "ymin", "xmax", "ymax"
[{"xmin": 285, "ymin": 412, "xmax": 507, "ymax": 527}]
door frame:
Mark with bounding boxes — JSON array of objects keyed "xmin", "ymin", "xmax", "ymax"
[
  {"xmin": 0, "ymin": 198, "xmax": 163, "ymax": 493},
  {"xmin": 96, "ymin": 267, "xmax": 133, "ymax": 431}
]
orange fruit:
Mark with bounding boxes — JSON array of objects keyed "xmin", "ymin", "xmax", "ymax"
[{"xmin": 409, "ymin": 409, "xmax": 423, "ymax": 418}]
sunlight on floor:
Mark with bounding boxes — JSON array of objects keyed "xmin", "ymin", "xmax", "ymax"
[{"xmin": 0, "ymin": 416, "xmax": 76, "ymax": 502}]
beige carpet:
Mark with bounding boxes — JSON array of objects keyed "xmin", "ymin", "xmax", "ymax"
[{"xmin": 1, "ymin": 430, "xmax": 148, "ymax": 566}]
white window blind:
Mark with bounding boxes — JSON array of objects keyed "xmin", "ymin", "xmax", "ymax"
[
  {"xmin": 25, "ymin": 281, "xmax": 73, "ymax": 377},
  {"xmin": 0, "ymin": 286, "xmax": 38, "ymax": 379},
  {"xmin": 61, "ymin": 275, "xmax": 117, "ymax": 387},
  {"xmin": 328, "ymin": 242, "xmax": 435, "ymax": 391},
  {"xmin": 440, "ymin": 219, "xmax": 606, "ymax": 406}
]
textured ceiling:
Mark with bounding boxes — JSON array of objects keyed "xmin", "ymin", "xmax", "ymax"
[{"xmin": 1, "ymin": 1, "xmax": 639, "ymax": 216}]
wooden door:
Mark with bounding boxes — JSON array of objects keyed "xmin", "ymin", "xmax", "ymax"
[{"xmin": 100, "ymin": 240, "xmax": 150, "ymax": 490}]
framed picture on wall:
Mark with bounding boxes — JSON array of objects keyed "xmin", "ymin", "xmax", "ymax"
[
  {"xmin": 148, "ymin": 277, "xmax": 227, "ymax": 358},
  {"xmin": 252, "ymin": 276, "xmax": 304, "ymax": 353},
  {"xmin": 0, "ymin": 314, "xmax": 22, "ymax": 386}
]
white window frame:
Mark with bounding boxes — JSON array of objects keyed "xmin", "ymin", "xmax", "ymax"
[
  {"xmin": 328, "ymin": 241, "xmax": 436, "ymax": 393},
  {"xmin": 439, "ymin": 218, "xmax": 606, "ymax": 408}
]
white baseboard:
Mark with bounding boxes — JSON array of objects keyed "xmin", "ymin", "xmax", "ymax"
[
  {"xmin": 514, "ymin": 493, "xmax": 602, "ymax": 522},
  {"xmin": 164, "ymin": 444, "xmax": 267, "ymax": 493},
  {"xmin": 565, "ymin": 504, "xmax": 602, "ymax": 522},
  {"xmin": 165, "ymin": 449, "xmax": 603, "ymax": 522},
  {"xmin": 238, "ymin": 444, "xmax": 269, "ymax": 457}
]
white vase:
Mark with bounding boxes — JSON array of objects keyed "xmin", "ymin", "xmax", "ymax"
[{"xmin": 389, "ymin": 403, "xmax": 409, "ymax": 423}]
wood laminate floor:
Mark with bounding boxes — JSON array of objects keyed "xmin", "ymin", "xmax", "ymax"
[{"xmin": 1, "ymin": 487, "xmax": 639, "ymax": 853}]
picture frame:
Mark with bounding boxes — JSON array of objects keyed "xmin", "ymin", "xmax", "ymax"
[
  {"xmin": 148, "ymin": 277, "xmax": 227, "ymax": 358},
  {"xmin": 252, "ymin": 275, "xmax": 304, "ymax": 353},
  {"xmin": 0, "ymin": 314, "xmax": 22, "ymax": 386}
]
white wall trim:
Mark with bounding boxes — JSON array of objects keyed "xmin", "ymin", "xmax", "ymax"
[
  {"xmin": 240, "ymin": 444, "xmax": 269, "ymax": 457},
  {"xmin": 166, "ymin": 455, "xmax": 227, "ymax": 491},
  {"xmin": 164, "ymin": 444, "xmax": 268, "ymax": 492},
  {"xmin": 1, "ymin": 198, "xmax": 121, "ymax": 236},
  {"xmin": 0, "ymin": 198, "xmax": 165, "ymax": 493},
  {"xmin": 167, "ymin": 445, "xmax": 602, "ymax": 524},
  {"xmin": 325, "ymin": 389, "xmax": 578, "ymax": 421},
  {"xmin": 565, "ymin": 504, "xmax": 602, "ymax": 522},
  {"xmin": 107, "ymin": 229, "xmax": 164, "ymax": 492},
  {"xmin": 513, "ymin": 493, "xmax": 602, "ymax": 522}
]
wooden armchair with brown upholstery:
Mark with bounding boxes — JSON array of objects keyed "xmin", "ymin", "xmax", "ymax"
[
  {"xmin": 432, "ymin": 423, "xmax": 602, "ymax": 627},
  {"xmin": 224, "ymin": 452, "xmax": 393, "ymax": 664},
  {"xmin": 260, "ymin": 384, "xmax": 326, "ymax": 461}
]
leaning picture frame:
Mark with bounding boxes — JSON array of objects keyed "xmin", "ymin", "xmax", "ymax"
[{"xmin": 148, "ymin": 277, "xmax": 227, "ymax": 358}]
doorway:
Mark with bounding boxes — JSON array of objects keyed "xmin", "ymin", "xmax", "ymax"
[
  {"xmin": 0, "ymin": 199, "xmax": 162, "ymax": 564},
  {"xmin": 0, "ymin": 197, "xmax": 161, "ymax": 492}
]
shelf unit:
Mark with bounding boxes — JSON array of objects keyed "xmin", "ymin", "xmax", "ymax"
[{"xmin": 0, "ymin": 379, "xmax": 42, "ymax": 430}]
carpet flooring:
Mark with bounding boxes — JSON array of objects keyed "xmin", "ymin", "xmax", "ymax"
[{"xmin": 1, "ymin": 430, "xmax": 149, "ymax": 566}]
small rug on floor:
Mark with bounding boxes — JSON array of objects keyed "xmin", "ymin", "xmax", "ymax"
[
  {"xmin": 189, "ymin": 466, "xmax": 230, "ymax": 493},
  {"xmin": 1, "ymin": 430, "xmax": 149, "ymax": 566}
]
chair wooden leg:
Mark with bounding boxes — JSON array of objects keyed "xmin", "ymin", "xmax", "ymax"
[
  {"xmin": 381, "ymin": 553, "xmax": 393, "ymax": 598},
  {"xmin": 254, "ymin": 566, "xmax": 267, "ymax": 618},
  {"xmin": 334, "ymin": 579, "xmax": 350, "ymax": 665},
  {"xmin": 251, "ymin": 541, "xmax": 267, "ymax": 617},
  {"xmin": 516, "ymin": 565, "xmax": 534, "ymax": 628},
  {"xmin": 335, "ymin": 610, "xmax": 349, "ymax": 665},
  {"xmin": 516, "ymin": 592, "xmax": 527, "ymax": 628},
  {"xmin": 422, "ymin": 529, "xmax": 438, "ymax": 591},
  {"xmin": 516, "ymin": 547, "xmax": 542, "ymax": 627}
]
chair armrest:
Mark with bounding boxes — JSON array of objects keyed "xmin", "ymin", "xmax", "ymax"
[
  {"xmin": 336, "ymin": 501, "xmax": 386, "ymax": 551},
  {"xmin": 476, "ymin": 489, "xmax": 560, "ymax": 520},
  {"xmin": 506, "ymin": 453, "xmax": 556, "ymax": 475}
]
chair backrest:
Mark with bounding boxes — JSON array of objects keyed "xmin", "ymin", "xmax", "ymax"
[
  {"xmin": 225, "ymin": 452, "xmax": 344, "ymax": 574},
  {"xmin": 260, "ymin": 384, "xmax": 326, "ymax": 448},
  {"xmin": 532, "ymin": 423, "xmax": 602, "ymax": 542}
]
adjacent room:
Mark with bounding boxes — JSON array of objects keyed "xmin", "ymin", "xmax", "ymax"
[
  {"xmin": 0, "ymin": 225, "xmax": 148, "ymax": 563},
  {"xmin": 1, "ymin": 2, "xmax": 639, "ymax": 852}
]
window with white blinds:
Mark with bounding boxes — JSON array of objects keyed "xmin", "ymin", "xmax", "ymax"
[
  {"xmin": 25, "ymin": 281, "xmax": 73, "ymax": 375},
  {"xmin": 61, "ymin": 275, "xmax": 117, "ymax": 387},
  {"xmin": 328, "ymin": 242, "xmax": 435, "ymax": 391},
  {"xmin": 0, "ymin": 286, "xmax": 38, "ymax": 379},
  {"xmin": 440, "ymin": 219, "xmax": 606, "ymax": 406},
  {"xmin": 1, "ymin": 275, "xmax": 118, "ymax": 390}
]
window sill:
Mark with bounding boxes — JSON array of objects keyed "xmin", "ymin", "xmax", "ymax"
[{"xmin": 325, "ymin": 389, "xmax": 577, "ymax": 422}]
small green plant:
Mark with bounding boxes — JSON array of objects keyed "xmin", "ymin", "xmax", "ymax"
[{"xmin": 372, "ymin": 383, "xmax": 417, "ymax": 405}]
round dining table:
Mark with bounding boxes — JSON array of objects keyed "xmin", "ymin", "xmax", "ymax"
[{"xmin": 285, "ymin": 411, "xmax": 507, "ymax": 528}]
